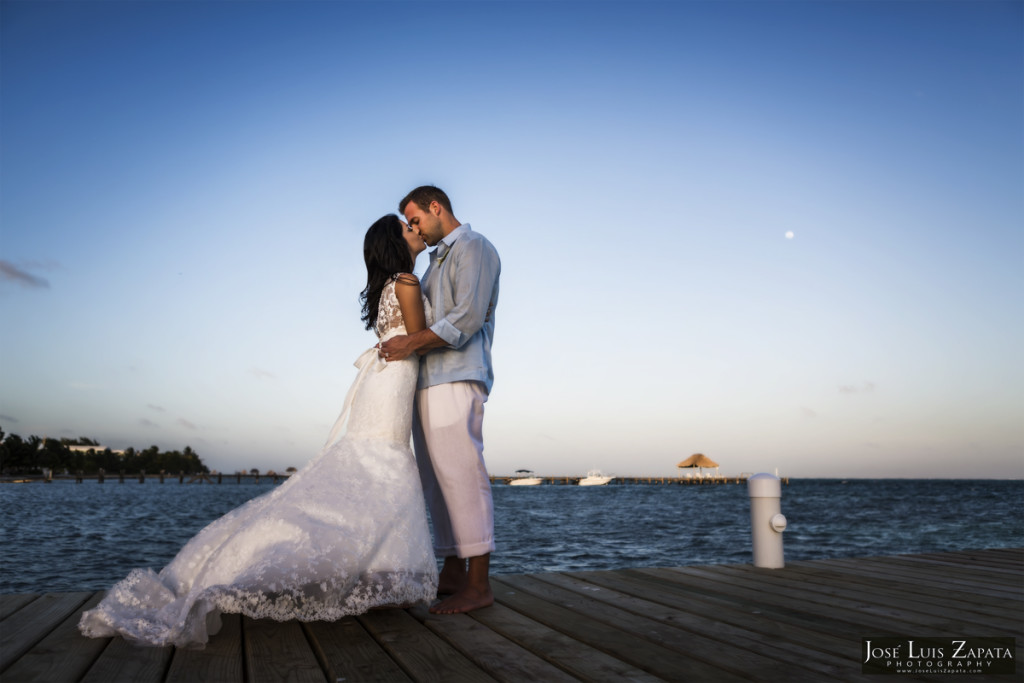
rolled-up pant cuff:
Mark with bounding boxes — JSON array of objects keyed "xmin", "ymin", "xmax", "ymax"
[{"xmin": 435, "ymin": 539, "xmax": 496, "ymax": 559}]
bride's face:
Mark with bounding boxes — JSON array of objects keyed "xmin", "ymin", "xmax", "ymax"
[{"xmin": 401, "ymin": 220, "xmax": 426, "ymax": 258}]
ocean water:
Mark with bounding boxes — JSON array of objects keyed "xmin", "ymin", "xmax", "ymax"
[{"xmin": 0, "ymin": 478, "xmax": 1021, "ymax": 594}]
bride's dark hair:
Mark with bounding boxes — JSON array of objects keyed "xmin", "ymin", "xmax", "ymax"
[{"xmin": 360, "ymin": 214, "xmax": 415, "ymax": 331}]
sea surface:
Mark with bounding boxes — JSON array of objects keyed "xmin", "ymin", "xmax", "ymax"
[{"xmin": 1, "ymin": 478, "xmax": 1021, "ymax": 594}]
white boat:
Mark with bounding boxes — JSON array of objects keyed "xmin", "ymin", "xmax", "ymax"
[
  {"xmin": 578, "ymin": 470, "xmax": 614, "ymax": 486},
  {"xmin": 509, "ymin": 469, "xmax": 543, "ymax": 486}
]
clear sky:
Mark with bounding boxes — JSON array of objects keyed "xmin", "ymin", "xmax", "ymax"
[{"xmin": 2, "ymin": 0, "xmax": 1021, "ymax": 479}]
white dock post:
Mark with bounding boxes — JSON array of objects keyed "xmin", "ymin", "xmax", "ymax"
[{"xmin": 748, "ymin": 472, "xmax": 787, "ymax": 568}]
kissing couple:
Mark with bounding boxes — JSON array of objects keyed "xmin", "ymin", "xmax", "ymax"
[{"xmin": 79, "ymin": 185, "xmax": 502, "ymax": 648}]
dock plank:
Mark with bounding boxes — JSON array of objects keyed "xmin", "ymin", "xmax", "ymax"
[
  {"xmin": 748, "ymin": 559, "xmax": 1022, "ymax": 631},
  {"xmin": 537, "ymin": 571, "xmax": 860, "ymax": 680},
  {"xmin": 243, "ymin": 618, "xmax": 326, "ymax": 683},
  {"xmin": 499, "ymin": 572, "xmax": 831, "ymax": 682},
  {"xmin": 0, "ymin": 591, "xmax": 94, "ymax": 673},
  {"xmin": 659, "ymin": 565, "xmax": 1007, "ymax": 634},
  {"xmin": 304, "ymin": 616, "xmax": 412, "ymax": 683},
  {"xmin": 763, "ymin": 562, "xmax": 1021, "ymax": 620},
  {"xmin": 901, "ymin": 549, "xmax": 1024, "ymax": 573},
  {"xmin": 358, "ymin": 606, "xmax": 494, "ymax": 682},
  {"xmin": 859, "ymin": 554, "xmax": 1024, "ymax": 587},
  {"xmin": 0, "ymin": 594, "xmax": 39, "ymax": 621},
  {"xmin": 491, "ymin": 576, "xmax": 748, "ymax": 682},
  {"xmin": 418, "ymin": 609, "xmax": 578, "ymax": 683},
  {"xmin": 705, "ymin": 563, "xmax": 1023, "ymax": 632},
  {"xmin": 571, "ymin": 566, "xmax": 854, "ymax": 657},
  {"xmin": 788, "ymin": 557, "xmax": 1023, "ymax": 604},
  {"xmin": 970, "ymin": 547, "xmax": 1024, "ymax": 564},
  {"xmin": 469, "ymin": 600, "xmax": 662, "ymax": 682},
  {"xmin": 638, "ymin": 565, "xmax": 924, "ymax": 639},
  {"xmin": 0, "ymin": 592, "xmax": 108, "ymax": 683},
  {"xmin": 79, "ymin": 635, "xmax": 172, "ymax": 683},
  {"xmin": 164, "ymin": 613, "xmax": 243, "ymax": 683}
]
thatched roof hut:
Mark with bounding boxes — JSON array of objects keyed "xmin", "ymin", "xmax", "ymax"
[{"xmin": 677, "ymin": 453, "xmax": 719, "ymax": 469}]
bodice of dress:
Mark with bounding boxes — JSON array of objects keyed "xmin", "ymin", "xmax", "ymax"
[
  {"xmin": 340, "ymin": 276, "xmax": 430, "ymax": 444},
  {"xmin": 375, "ymin": 275, "xmax": 432, "ymax": 342}
]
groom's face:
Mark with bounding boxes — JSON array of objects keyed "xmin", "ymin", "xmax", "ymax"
[{"xmin": 403, "ymin": 201, "xmax": 444, "ymax": 247}]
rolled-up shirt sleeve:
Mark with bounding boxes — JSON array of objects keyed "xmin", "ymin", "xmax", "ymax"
[{"xmin": 430, "ymin": 235, "xmax": 500, "ymax": 349}]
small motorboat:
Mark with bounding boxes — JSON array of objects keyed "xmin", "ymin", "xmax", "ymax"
[
  {"xmin": 509, "ymin": 469, "xmax": 543, "ymax": 486},
  {"xmin": 578, "ymin": 470, "xmax": 614, "ymax": 486}
]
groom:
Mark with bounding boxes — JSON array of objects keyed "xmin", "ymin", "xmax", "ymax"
[{"xmin": 379, "ymin": 185, "xmax": 500, "ymax": 614}]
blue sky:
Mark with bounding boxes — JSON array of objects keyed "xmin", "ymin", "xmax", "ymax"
[{"xmin": 2, "ymin": 0, "xmax": 1021, "ymax": 478}]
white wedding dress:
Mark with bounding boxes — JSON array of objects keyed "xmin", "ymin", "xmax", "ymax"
[{"xmin": 79, "ymin": 277, "xmax": 437, "ymax": 648}]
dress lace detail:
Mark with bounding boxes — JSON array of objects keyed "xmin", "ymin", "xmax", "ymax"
[
  {"xmin": 79, "ymin": 277, "xmax": 436, "ymax": 649},
  {"xmin": 375, "ymin": 275, "xmax": 415, "ymax": 340}
]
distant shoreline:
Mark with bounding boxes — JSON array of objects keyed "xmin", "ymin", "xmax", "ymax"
[
  {"xmin": 0, "ymin": 472, "xmax": 292, "ymax": 484},
  {"xmin": 3, "ymin": 474, "xmax": 1021, "ymax": 485}
]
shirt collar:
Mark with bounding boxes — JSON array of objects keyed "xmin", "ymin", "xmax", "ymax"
[
  {"xmin": 439, "ymin": 222, "xmax": 471, "ymax": 249},
  {"xmin": 433, "ymin": 223, "xmax": 471, "ymax": 261}
]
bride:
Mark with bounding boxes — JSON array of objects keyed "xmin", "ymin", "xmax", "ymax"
[{"xmin": 79, "ymin": 215, "xmax": 437, "ymax": 648}]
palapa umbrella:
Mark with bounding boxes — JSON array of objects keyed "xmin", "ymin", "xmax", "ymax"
[{"xmin": 676, "ymin": 453, "xmax": 720, "ymax": 477}]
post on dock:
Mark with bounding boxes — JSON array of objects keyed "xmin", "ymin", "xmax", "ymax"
[
  {"xmin": 217, "ymin": 472, "xmax": 223, "ymax": 484},
  {"xmin": 179, "ymin": 470, "xmax": 185, "ymax": 484},
  {"xmin": 139, "ymin": 469, "xmax": 145, "ymax": 483},
  {"xmin": 159, "ymin": 469, "xmax": 165, "ymax": 483},
  {"xmin": 748, "ymin": 473, "xmax": 787, "ymax": 568}
]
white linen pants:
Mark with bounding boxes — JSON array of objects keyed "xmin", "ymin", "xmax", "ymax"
[{"xmin": 412, "ymin": 381, "xmax": 495, "ymax": 559}]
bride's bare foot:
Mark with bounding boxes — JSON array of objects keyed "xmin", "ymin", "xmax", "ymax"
[{"xmin": 429, "ymin": 583, "xmax": 494, "ymax": 614}]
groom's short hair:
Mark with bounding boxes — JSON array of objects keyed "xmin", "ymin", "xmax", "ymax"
[{"xmin": 400, "ymin": 185, "xmax": 453, "ymax": 216}]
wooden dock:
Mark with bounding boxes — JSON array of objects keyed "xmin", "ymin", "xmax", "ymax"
[{"xmin": 1, "ymin": 548, "xmax": 1019, "ymax": 682}]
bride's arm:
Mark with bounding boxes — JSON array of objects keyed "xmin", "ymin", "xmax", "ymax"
[
  {"xmin": 383, "ymin": 274, "xmax": 447, "ymax": 361},
  {"xmin": 394, "ymin": 273, "xmax": 427, "ymax": 335}
]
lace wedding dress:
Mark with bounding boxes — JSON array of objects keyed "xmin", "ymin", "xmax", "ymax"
[{"xmin": 79, "ymin": 277, "xmax": 437, "ymax": 648}]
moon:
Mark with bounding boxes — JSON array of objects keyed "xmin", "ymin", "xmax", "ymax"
[{"xmin": 785, "ymin": 231, "xmax": 795, "ymax": 239}]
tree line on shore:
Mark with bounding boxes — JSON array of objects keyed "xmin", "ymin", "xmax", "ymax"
[{"xmin": 0, "ymin": 427, "xmax": 210, "ymax": 476}]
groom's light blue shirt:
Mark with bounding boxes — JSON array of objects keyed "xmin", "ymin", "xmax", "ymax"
[{"xmin": 420, "ymin": 223, "xmax": 501, "ymax": 393}]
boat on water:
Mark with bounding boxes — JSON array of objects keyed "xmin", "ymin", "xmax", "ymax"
[
  {"xmin": 509, "ymin": 469, "xmax": 543, "ymax": 486},
  {"xmin": 578, "ymin": 470, "xmax": 614, "ymax": 486}
]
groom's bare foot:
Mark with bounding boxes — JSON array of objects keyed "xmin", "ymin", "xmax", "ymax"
[
  {"xmin": 429, "ymin": 583, "xmax": 494, "ymax": 614},
  {"xmin": 437, "ymin": 571, "xmax": 464, "ymax": 595},
  {"xmin": 431, "ymin": 553, "xmax": 492, "ymax": 613}
]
